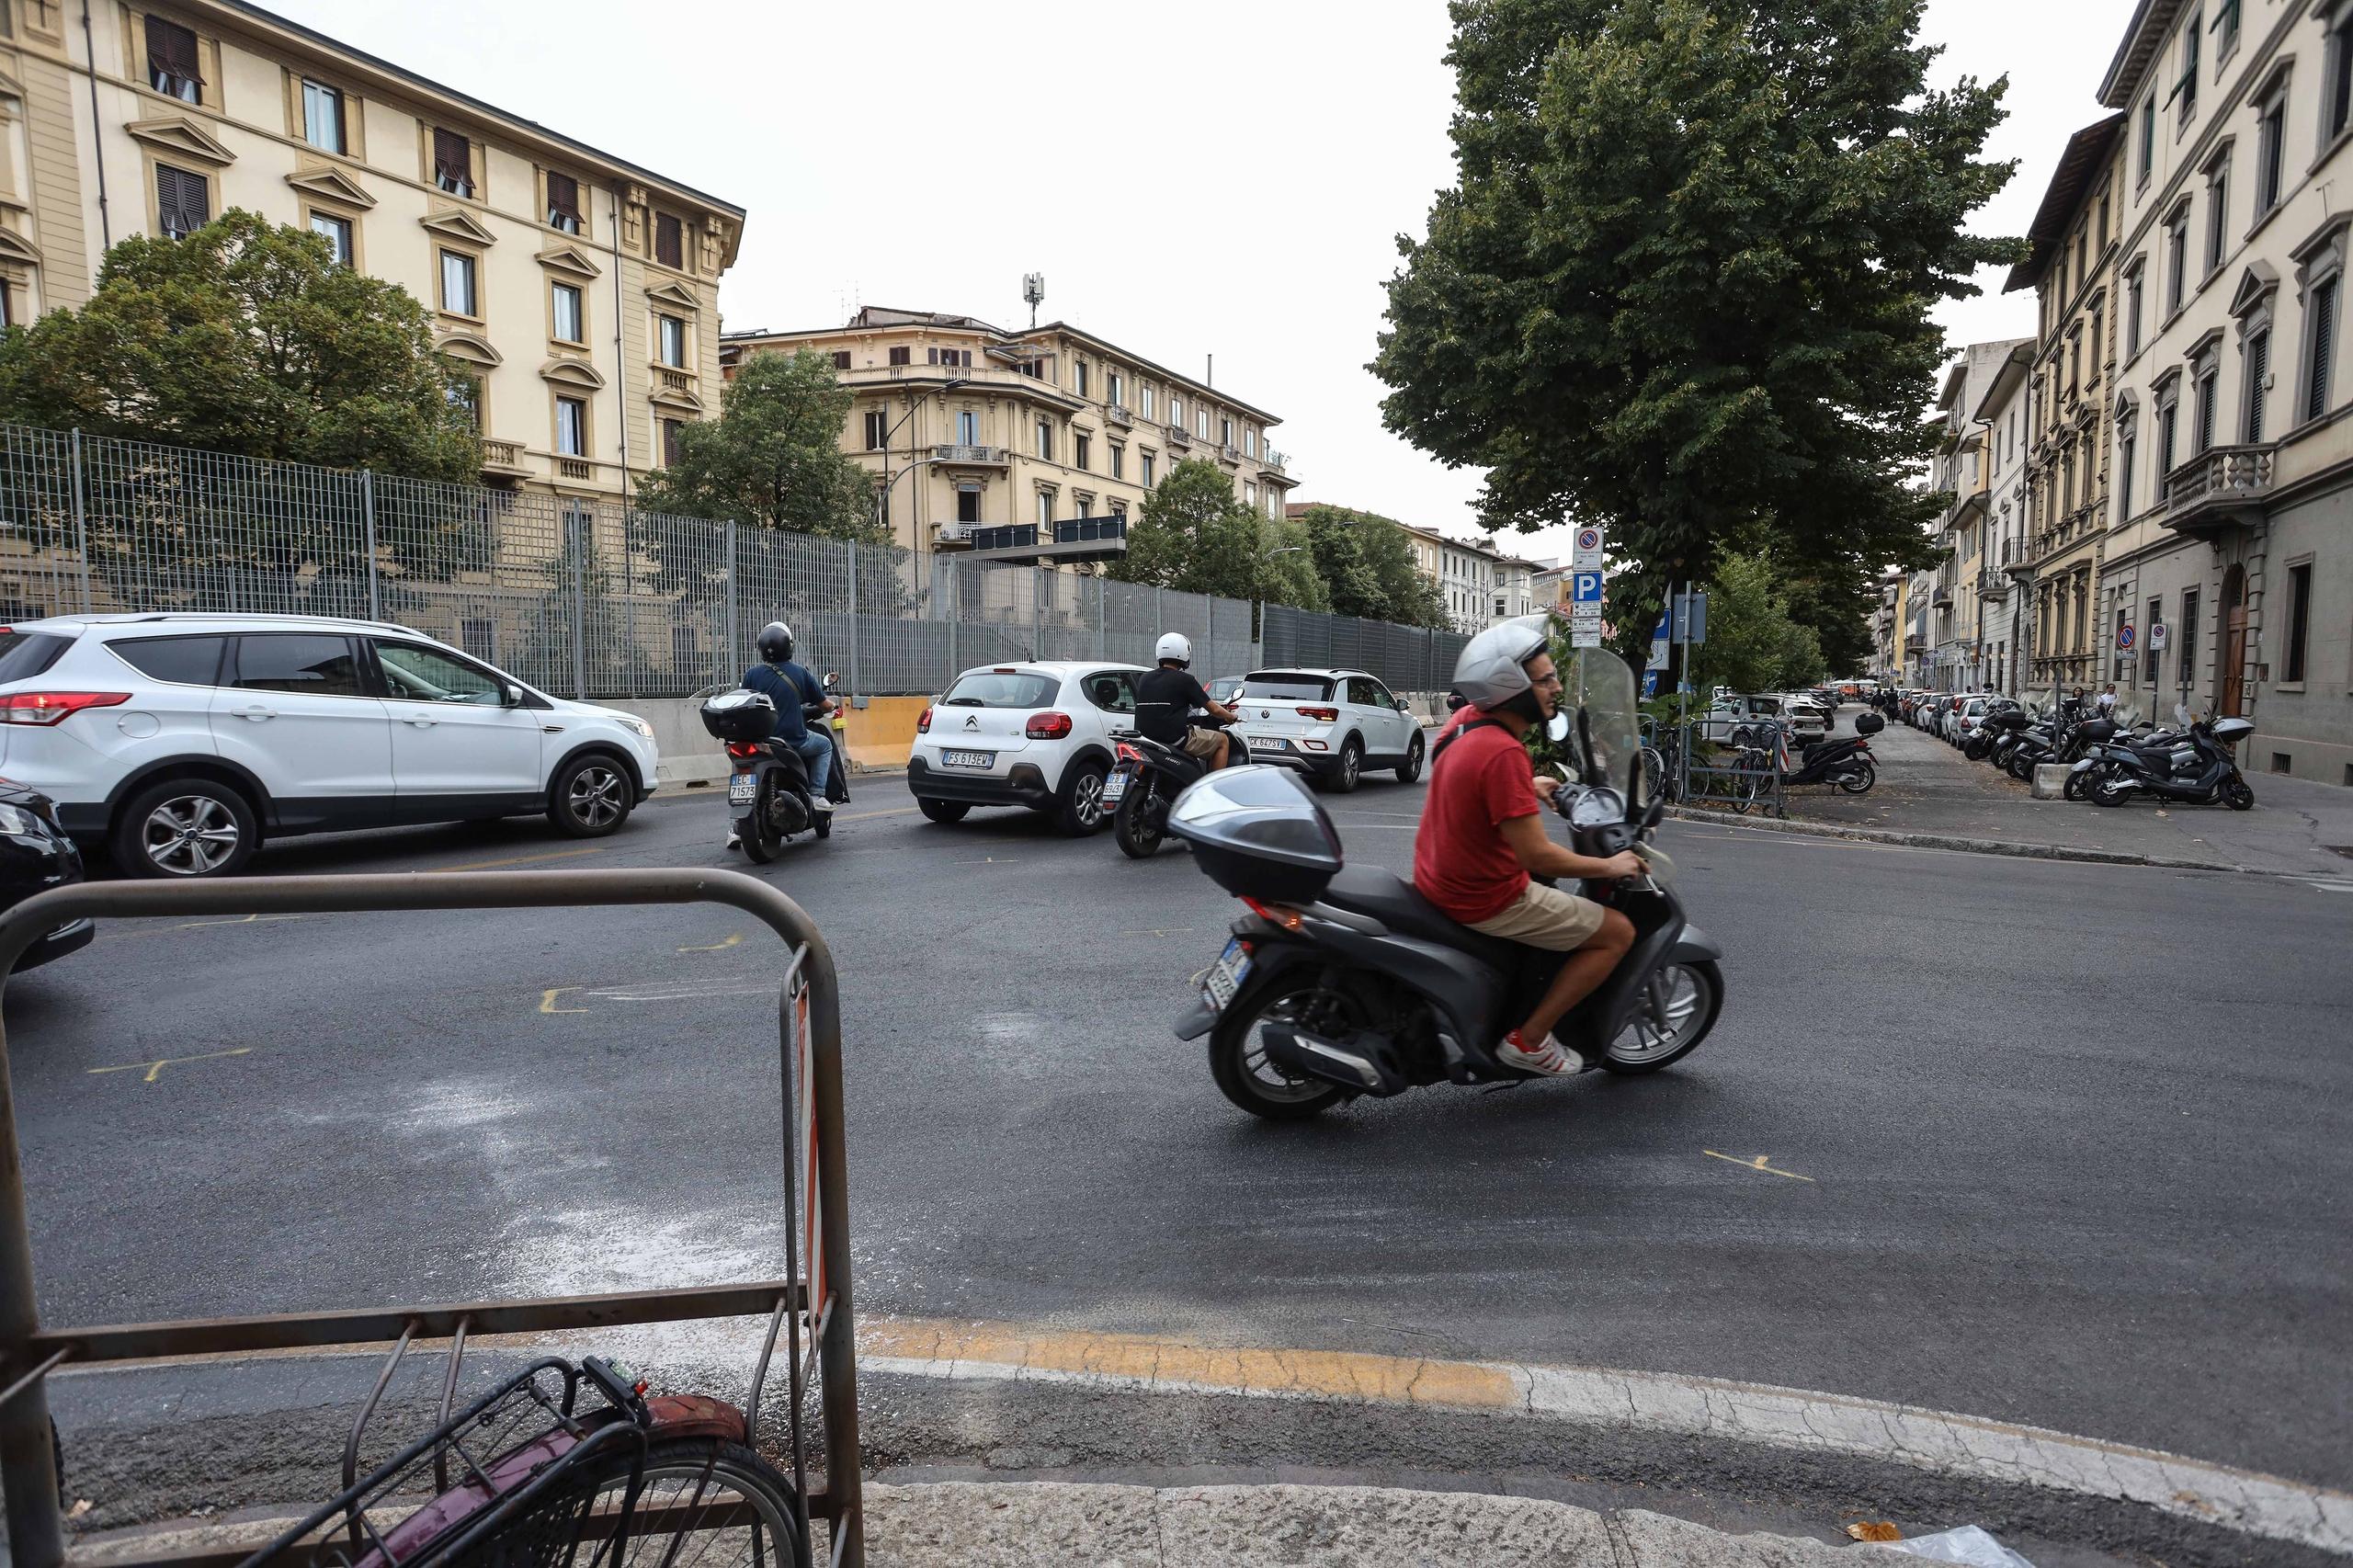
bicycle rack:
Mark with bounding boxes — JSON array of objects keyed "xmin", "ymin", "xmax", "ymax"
[{"xmin": 0, "ymin": 869, "xmax": 864, "ymax": 1568}]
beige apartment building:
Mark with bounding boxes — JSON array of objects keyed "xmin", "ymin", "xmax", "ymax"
[
  {"xmin": 2097, "ymin": 0, "xmax": 2353, "ymax": 784},
  {"xmin": 0, "ymin": 0, "xmax": 742, "ymax": 498},
  {"xmin": 1972, "ymin": 341, "xmax": 2036, "ymax": 693},
  {"xmin": 1929, "ymin": 340, "xmax": 2029, "ymax": 689},
  {"xmin": 1393, "ymin": 522, "xmax": 1548, "ymax": 633},
  {"xmin": 719, "ymin": 307, "xmax": 1296, "ymax": 577}
]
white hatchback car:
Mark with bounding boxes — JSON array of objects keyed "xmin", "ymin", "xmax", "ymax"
[
  {"xmin": 909, "ymin": 660, "xmax": 1148, "ymax": 834},
  {"xmin": 0, "ymin": 613, "xmax": 659, "ymax": 877},
  {"xmin": 1227, "ymin": 668, "xmax": 1426, "ymax": 792}
]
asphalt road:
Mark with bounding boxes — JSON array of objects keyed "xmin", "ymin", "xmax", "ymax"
[{"xmin": 8, "ymin": 756, "xmax": 2350, "ymax": 1500}]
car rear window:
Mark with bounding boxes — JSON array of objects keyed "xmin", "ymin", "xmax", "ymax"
[
  {"xmin": 0, "ymin": 631, "xmax": 72, "ymax": 684},
  {"xmin": 1241, "ymin": 673, "xmax": 1334, "ymax": 701},
  {"xmin": 941, "ymin": 670, "xmax": 1059, "ymax": 709},
  {"xmin": 108, "ymin": 634, "xmax": 227, "ymax": 686}
]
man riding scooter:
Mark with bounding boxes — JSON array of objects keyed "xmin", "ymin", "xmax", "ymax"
[
  {"xmin": 1133, "ymin": 633, "xmax": 1239, "ymax": 768},
  {"xmin": 726, "ymin": 621, "xmax": 835, "ymax": 852}
]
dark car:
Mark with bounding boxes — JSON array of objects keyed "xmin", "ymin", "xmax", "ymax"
[{"xmin": 0, "ymin": 780, "xmax": 94, "ymax": 971}]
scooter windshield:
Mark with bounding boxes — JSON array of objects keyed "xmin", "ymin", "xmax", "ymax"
[{"xmin": 1563, "ymin": 645, "xmax": 1640, "ymax": 793}]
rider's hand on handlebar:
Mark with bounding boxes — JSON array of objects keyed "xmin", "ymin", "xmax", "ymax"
[
  {"xmin": 1599, "ymin": 850, "xmax": 1646, "ymax": 882},
  {"xmin": 1533, "ymin": 775, "xmax": 1562, "ymax": 802}
]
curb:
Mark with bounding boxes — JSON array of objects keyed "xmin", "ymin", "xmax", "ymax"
[{"xmin": 1660, "ymin": 805, "xmax": 2268, "ymax": 876}]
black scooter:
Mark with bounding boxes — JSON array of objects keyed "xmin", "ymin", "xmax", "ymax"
[
  {"xmin": 2087, "ymin": 709, "xmax": 2256, "ymax": 810},
  {"xmin": 1166, "ymin": 644, "xmax": 1723, "ymax": 1120},
  {"xmin": 700, "ymin": 686, "xmax": 838, "ymax": 862},
  {"xmin": 1109, "ymin": 712, "xmax": 1299, "ymax": 858}
]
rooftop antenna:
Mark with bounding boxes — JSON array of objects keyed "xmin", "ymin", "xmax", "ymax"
[{"xmin": 1022, "ymin": 272, "xmax": 1045, "ymax": 330}]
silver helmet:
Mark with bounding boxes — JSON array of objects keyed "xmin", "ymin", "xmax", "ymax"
[{"xmin": 1452, "ymin": 615, "xmax": 1552, "ymax": 712}]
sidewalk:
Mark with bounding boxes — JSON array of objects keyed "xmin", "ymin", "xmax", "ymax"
[{"xmin": 1707, "ymin": 712, "xmax": 2353, "ymax": 878}]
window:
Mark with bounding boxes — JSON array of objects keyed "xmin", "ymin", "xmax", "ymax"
[
  {"xmin": 1141, "ymin": 451, "xmax": 1155, "ymax": 487},
  {"xmin": 232, "ymin": 634, "xmax": 362, "ymax": 698},
  {"xmin": 2179, "ymin": 589, "xmax": 2200, "ymax": 687},
  {"xmin": 301, "ymin": 80, "xmax": 346, "ymax": 154},
  {"xmin": 2117, "ymin": 426, "xmax": 2136, "ymax": 516},
  {"xmin": 375, "ymin": 642, "xmax": 504, "ymax": 705},
  {"xmin": 1074, "ymin": 360, "xmax": 1089, "ymax": 397},
  {"xmin": 555, "ymin": 395, "xmax": 586, "ymax": 457},
  {"xmin": 2256, "ymin": 90, "xmax": 2286, "ymax": 216},
  {"xmin": 545, "ymin": 171, "xmax": 582, "ymax": 233},
  {"xmin": 1141, "ymin": 384, "xmax": 1156, "ymax": 421},
  {"xmin": 1168, "ymin": 395, "xmax": 1183, "ymax": 428},
  {"xmin": 2146, "ymin": 598, "xmax": 2163, "ymax": 682},
  {"xmin": 1245, "ymin": 428, "xmax": 1257, "ymax": 459},
  {"xmin": 2214, "ymin": 0, "xmax": 2240, "ymax": 60},
  {"xmin": 109, "ymin": 634, "xmax": 225, "ymax": 686},
  {"xmin": 1244, "ymin": 482, "xmax": 1256, "ymax": 508},
  {"xmin": 654, "ymin": 212, "xmax": 684, "ymax": 269},
  {"xmin": 863, "ymin": 411, "xmax": 887, "ymax": 450},
  {"xmin": 2139, "ymin": 96, "xmax": 2157, "ymax": 183},
  {"xmin": 447, "ymin": 376, "xmax": 479, "ymax": 430},
  {"xmin": 2069, "ymin": 332, "xmax": 2082, "ymax": 397},
  {"xmin": 2245, "ymin": 327, "xmax": 2271, "ymax": 442},
  {"xmin": 1035, "ymin": 418, "xmax": 1052, "ymax": 460},
  {"xmin": 658, "ymin": 314, "xmax": 686, "ymax": 368},
  {"xmin": 2166, "ymin": 207, "xmax": 2189, "ymax": 312},
  {"xmin": 1108, "ymin": 371, "xmax": 1123, "ymax": 407},
  {"xmin": 551, "ymin": 282, "xmax": 584, "ymax": 344},
  {"xmin": 439, "ymin": 249, "xmax": 477, "ymax": 317},
  {"xmin": 830, "ymin": 350, "xmax": 851, "ymax": 369},
  {"xmin": 145, "ymin": 15, "xmax": 200, "ymax": 103},
  {"xmin": 956, "ymin": 484, "xmax": 981, "ymax": 525},
  {"xmin": 2331, "ymin": 9, "xmax": 2353, "ymax": 142},
  {"xmin": 956, "ymin": 410, "xmax": 978, "ymax": 446},
  {"xmin": 2195, "ymin": 361, "xmax": 2218, "ymax": 451},
  {"xmin": 2156, "ymin": 381, "xmax": 2180, "ymax": 494},
  {"xmin": 434, "ymin": 129, "xmax": 473, "ymax": 198},
  {"xmin": 1075, "ymin": 494, "xmax": 1092, "ymax": 519},
  {"xmin": 2306, "ymin": 275, "xmax": 2338, "ymax": 422},
  {"xmin": 2205, "ymin": 157, "xmax": 2229, "ymax": 272},
  {"xmin": 155, "ymin": 164, "xmax": 209, "ymax": 240},
  {"xmin": 2283, "ymin": 562, "xmax": 2313, "ymax": 681},
  {"xmin": 1220, "ymin": 416, "xmax": 1233, "ymax": 448},
  {"xmin": 888, "ymin": 346, "xmax": 910, "ymax": 366},
  {"xmin": 2177, "ymin": 9, "xmax": 2200, "ymax": 125},
  {"xmin": 1196, "ymin": 406, "xmax": 1209, "ymax": 438},
  {"xmin": 1108, "ymin": 443, "xmax": 1124, "ymax": 480},
  {"xmin": 1074, "ymin": 433, "xmax": 1090, "ymax": 472},
  {"xmin": 309, "ymin": 210, "xmax": 352, "ymax": 266},
  {"xmin": 2127, "ymin": 263, "xmax": 2144, "ymax": 358},
  {"xmin": 662, "ymin": 418, "xmax": 685, "ymax": 467},
  {"xmin": 1036, "ymin": 491, "xmax": 1053, "ymax": 527}
]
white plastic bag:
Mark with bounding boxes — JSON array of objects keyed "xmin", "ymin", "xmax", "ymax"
[{"xmin": 1876, "ymin": 1525, "xmax": 2036, "ymax": 1567}]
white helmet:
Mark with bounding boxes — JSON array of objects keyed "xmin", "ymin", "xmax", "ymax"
[
  {"xmin": 1452, "ymin": 615, "xmax": 1552, "ymax": 713},
  {"xmin": 1155, "ymin": 632, "xmax": 1192, "ymax": 665}
]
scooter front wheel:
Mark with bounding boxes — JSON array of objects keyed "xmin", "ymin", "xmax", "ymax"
[
  {"xmin": 1601, "ymin": 960, "xmax": 1721, "ymax": 1074},
  {"xmin": 2225, "ymin": 777, "xmax": 2256, "ymax": 811}
]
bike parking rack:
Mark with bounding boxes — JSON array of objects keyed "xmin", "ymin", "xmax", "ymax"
[{"xmin": 0, "ymin": 869, "xmax": 864, "ymax": 1568}]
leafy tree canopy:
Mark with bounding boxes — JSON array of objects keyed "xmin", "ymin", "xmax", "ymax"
[
  {"xmin": 1257, "ymin": 513, "xmax": 1332, "ymax": 614},
  {"xmin": 635, "ymin": 348, "xmax": 883, "ymax": 541},
  {"xmin": 1111, "ymin": 458, "xmax": 1268, "ymax": 602},
  {"xmin": 0, "ymin": 209, "xmax": 478, "ymax": 480},
  {"xmin": 1297, "ymin": 504, "xmax": 1451, "ymax": 629},
  {"xmin": 1693, "ymin": 551, "xmax": 1827, "ymax": 694},
  {"xmin": 1374, "ymin": 0, "xmax": 2018, "ymax": 665}
]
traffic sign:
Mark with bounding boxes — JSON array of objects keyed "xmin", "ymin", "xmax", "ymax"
[
  {"xmin": 1571, "ymin": 571, "xmax": 1606, "ymax": 605},
  {"xmin": 1673, "ymin": 589, "xmax": 1708, "ymax": 644},
  {"xmin": 1571, "ymin": 527, "xmax": 1605, "ymax": 571},
  {"xmin": 1571, "ymin": 623, "xmax": 1603, "ymax": 649},
  {"xmin": 2117, "ymin": 624, "xmax": 2136, "ymax": 650}
]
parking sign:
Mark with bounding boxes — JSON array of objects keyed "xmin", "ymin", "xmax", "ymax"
[{"xmin": 1571, "ymin": 571, "xmax": 1606, "ymax": 605}]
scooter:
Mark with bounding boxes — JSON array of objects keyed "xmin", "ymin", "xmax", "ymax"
[
  {"xmin": 1166, "ymin": 641, "xmax": 1723, "ymax": 1120},
  {"xmin": 2086, "ymin": 706, "xmax": 2256, "ymax": 810},
  {"xmin": 1108, "ymin": 711, "xmax": 1297, "ymax": 858},
  {"xmin": 700, "ymin": 689, "xmax": 831, "ymax": 862}
]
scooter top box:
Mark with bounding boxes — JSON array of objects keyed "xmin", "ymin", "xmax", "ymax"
[
  {"xmin": 1166, "ymin": 766, "xmax": 1344, "ymax": 905},
  {"xmin": 700, "ymin": 689, "xmax": 777, "ymax": 744}
]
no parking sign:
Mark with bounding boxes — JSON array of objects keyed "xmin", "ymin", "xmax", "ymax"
[{"xmin": 2118, "ymin": 624, "xmax": 2136, "ymax": 651}]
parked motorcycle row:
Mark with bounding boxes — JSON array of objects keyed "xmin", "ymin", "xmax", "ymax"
[{"xmin": 1887, "ymin": 687, "xmax": 2256, "ymax": 811}]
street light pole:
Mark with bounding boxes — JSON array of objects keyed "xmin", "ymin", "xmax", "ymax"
[{"xmin": 873, "ymin": 378, "xmax": 970, "ymax": 580}]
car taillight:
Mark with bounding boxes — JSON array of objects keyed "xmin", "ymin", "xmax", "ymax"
[
  {"xmin": 0, "ymin": 692, "xmax": 130, "ymax": 726},
  {"xmin": 1298, "ymin": 706, "xmax": 1338, "ymax": 723},
  {"xmin": 916, "ymin": 705, "xmax": 933, "ymax": 733},
  {"xmin": 725, "ymin": 742, "xmax": 761, "ymax": 759},
  {"xmin": 1026, "ymin": 710, "xmax": 1072, "ymax": 740}
]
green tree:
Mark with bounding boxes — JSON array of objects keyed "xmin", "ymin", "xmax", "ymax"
[
  {"xmin": 1111, "ymin": 457, "xmax": 1265, "ymax": 601},
  {"xmin": 1258, "ymin": 513, "xmax": 1332, "ymax": 614},
  {"xmin": 1373, "ymin": 0, "xmax": 2018, "ymax": 655},
  {"xmin": 1693, "ymin": 551, "xmax": 1825, "ymax": 693},
  {"xmin": 0, "ymin": 208, "xmax": 477, "ymax": 478},
  {"xmin": 1298, "ymin": 504, "xmax": 1450, "ymax": 629},
  {"xmin": 634, "ymin": 348, "xmax": 881, "ymax": 541}
]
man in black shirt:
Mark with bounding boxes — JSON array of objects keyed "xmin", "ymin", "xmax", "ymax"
[{"xmin": 1133, "ymin": 633, "xmax": 1239, "ymax": 769}]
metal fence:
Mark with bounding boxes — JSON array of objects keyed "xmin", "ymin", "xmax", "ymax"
[{"xmin": 0, "ymin": 424, "xmax": 1468, "ymax": 699}]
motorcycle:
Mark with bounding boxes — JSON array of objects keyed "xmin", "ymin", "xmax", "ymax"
[
  {"xmin": 700, "ymin": 687, "xmax": 833, "ymax": 862},
  {"xmin": 1165, "ymin": 642, "xmax": 1723, "ymax": 1120},
  {"xmin": 2085, "ymin": 705, "xmax": 2256, "ymax": 810}
]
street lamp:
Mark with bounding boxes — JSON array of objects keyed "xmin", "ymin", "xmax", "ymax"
[{"xmin": 874, "ymin": 377, "xmax": 971, "ymax": 550}]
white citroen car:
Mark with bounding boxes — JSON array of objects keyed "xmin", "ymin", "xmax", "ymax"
[
  {"xmin": 908, "ymin": 660, "xmax": 1148, "ymax": 834},
  {"xmin": 0, "ymin": 613, "xmax": 659, "ymax": 877}
]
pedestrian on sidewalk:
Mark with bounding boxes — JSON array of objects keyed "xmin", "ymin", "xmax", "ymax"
[{"xmin": 2097, "ymin": 685, "xmax": 2117, "ymax": 716}]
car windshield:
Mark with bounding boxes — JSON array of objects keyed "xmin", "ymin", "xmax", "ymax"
[
  {"xmin": 941, "ymin": 671, "xmax": 1059, "ymax": 709},
  {"xmin": 1242, "ymin": 674, "xmax": 1335, "ymax": 702}
]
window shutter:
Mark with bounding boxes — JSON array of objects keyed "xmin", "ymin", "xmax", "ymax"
[
  {"xmin": 146, "ymin": 16, "xmax": 199, "ymax": 80},
  {"xmin": 545, "ymin": 172, "xmax": 581, "ymax": 228},
  {"xmin": 2247, "ymin": 332, "xmax": 2269, "ymax": 442},
  {"xmin": 655, "ymin": 213, "xmax": 683, "ymax": 268},
  {"xmin": 156, "ymin": 165, "xmax": 208, "ymax": 236},
  {"xmin": 2309, "ymin": 279, "xmax": 2337, "ymax": 422},
  {"xmin": 434, "ymin": 129, "xmax": 471, "ymax": 186}
]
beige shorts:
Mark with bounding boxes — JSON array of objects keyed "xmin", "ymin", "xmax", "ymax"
[
  {"xmin": 1181, "ymin": 726, "xmax": 1225, "ymax": 758},
  {"xmin": 1466, "ymin": 881, "xmax": 1607, "ymax": 950}
]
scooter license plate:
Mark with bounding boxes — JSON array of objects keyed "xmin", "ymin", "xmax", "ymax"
[
  {"xmin": 729, "ymin": 773, "xmax": 758, "ymax": 806},
  {"xmin": 1203, "ymin": 938, "xmax": 1252, "ymax": 1012},
  {"xmin": 1102, "ymin": 767, "xmax": 1130, "ymax": 805}
]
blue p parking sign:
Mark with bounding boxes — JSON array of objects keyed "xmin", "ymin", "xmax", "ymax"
[{"xmin": 1572, "ymin": 571, "xmax": 1606, "ymax": 605}]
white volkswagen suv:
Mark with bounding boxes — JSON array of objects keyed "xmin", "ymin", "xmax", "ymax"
[
  {"xmin": 1227, "ymin": 668, "xmax": 1426, "ymax": 791},
  {"xmin": 908, "ymin": 660, "xmax": 1147, "ymax": 834},
  {"xmin": 0, "ymin": 613, "xmax": 659, "ymax": 877}
]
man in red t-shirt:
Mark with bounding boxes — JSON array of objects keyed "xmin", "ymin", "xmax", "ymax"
[{"xmin": 1414, "ymin": 631, "xmax": 1639, "ymax": 1076}]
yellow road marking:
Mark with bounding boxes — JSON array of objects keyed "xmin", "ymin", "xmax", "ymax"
[
  {"xmin": 1703, "ymin": 1150, "xmax": 1815, "ymax": 1183},
  {"xmin": 89, "ymin": 1047, "xmax": 253, "ymax": 1084},
  {"xmin": 539, "ymin": 987, "xmax": 587, "ymax": 1015},
  {"xmin": 677, "ymin": 933, "xmax": 743, "ymax": 952},
  {"xmin": 427, "ymin": 846, "xmax": 608, "ymax": 874},
  {"xmin": 97, "ymin": 913, "xmax": 304, "ymax": 943}
]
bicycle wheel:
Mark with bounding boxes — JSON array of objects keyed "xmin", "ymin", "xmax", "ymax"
[
  {"xmin": 557, "ymin": 1437, "xmax": 810, "ymax": 1568},
  {"xmin": 1639, "ymin": 746, "xmax": 1665, "ymax": 806}
]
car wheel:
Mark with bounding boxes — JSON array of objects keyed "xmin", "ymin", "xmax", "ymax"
[
  {"xmin": 113, "ymin": 778, "xmax": 258, "ymax": 880},
  {"xmin": 1326, "ymin": 737, "xmax": 1363, "ymax": 794},
  {"xmin": 1056, "ymin": 761, "xmax": 1109, "ymax": 836},
  {"xmin": 916, "ymin": 797, "xmax": 971, "ymax": 824},
  {"xmin": 1394, "ymin": 733, "xmax": 1426, "ymax": 784},
  {"xmin": 548, "ymin": 753, "xmax": 635, "ymax": 837}
]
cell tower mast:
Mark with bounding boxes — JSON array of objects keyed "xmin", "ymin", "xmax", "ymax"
[{"xmin": 1022, "ymin": 273, "xmax": 1045, "ymax": 330}]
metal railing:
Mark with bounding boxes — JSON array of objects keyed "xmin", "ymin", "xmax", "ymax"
[
  {"xmin": 0, "ymin": 869, "xmax": 865, "ymax": 1568},
  {"xmin": 0, "ymin": 423, "xmax": 1457, "ymax": 703}
]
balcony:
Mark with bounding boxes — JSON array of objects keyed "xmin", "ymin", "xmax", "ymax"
[
  {"xmin": 556, "ymin": 456, "xmax": 596, "ymax": 483},
  {"xmin": 837, "ymin": 361, "xmax": 1083, "ymax": 409},
  {"xmin": 931, "ymin": 444, "xmax": 1009, "ymax": 469},
  {"xmin": 2163, "ymin": 442, "xmax": 2272, "ymax": 538},
  {"xmin": 479, "ymin": 438, "xmax": 529, "ymax": 483},
  {"xmin": 1260, "ymin": 448, "xmax": 1287, "ymax": 475},
  {"xmin": 1165, "ymin": 423, "xmax": 1192, "ymax": 449},
  {"xmin": 1106, "ymin": 403, "xmax": 1133, "ymax": 428},
  {"xmin": 1220, "ymin": 444, "xmax": 1243, "ymax": 466},
  {"xmin": 654, "ymin": 365, "xmax": 696, "ymax": 399},
  {"xmin": 1979, "ymin": 571, "xmax": 2010, "ymax": 603},
  {"xmin": 963, "ymin": 514, "xmax": 1130, "ymax": 564},
  {"xmin": 1931, "ymin": 586, "xmax": 1953, "ymax": 608}
]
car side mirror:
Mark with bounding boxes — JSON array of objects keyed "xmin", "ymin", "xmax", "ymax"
[
  {"xmin": 1397, "ymin": 699, "xmax": 1413, "ymax": 712},
  {"xmin": 502, "ymin": 683, "xmax": 526, "ymax": 708}
]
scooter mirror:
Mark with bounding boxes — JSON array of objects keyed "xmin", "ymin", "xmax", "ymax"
[
  {"xmin": 824, "ymin": 671, "xmax": 840, "ymax": 689},
  {"xmin": 1642, "ymin": 796, "xmax": 1665, "ymax": 832},
  {"xmin": 1545, "ymin": 710, "xmax": 1571, "ymax": 744}
]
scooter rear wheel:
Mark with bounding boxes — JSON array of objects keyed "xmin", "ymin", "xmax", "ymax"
[
  {"xmin": 1601, "ymin": 959, "xmax": 1722, "ymax": 1074},
  {"xmin": 1209, "ymin": 977, "xmax": 1358, "ymax": 1120},
  {"xmin": 739, "ymin": 779, "xmax": 784, "ymax": 863},
  {"xmin": 1836, "ymin": 758, "xmax": 1876, "ymax": 794},
  {"xmin": 1113, "ymin": 782, "xmax": 1162, "ymax": 858}
]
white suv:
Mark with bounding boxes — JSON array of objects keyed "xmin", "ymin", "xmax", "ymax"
[
  {"xmin": 909, "ymin": 660, "xmax": 1146, "ymax": 834},
  {"xmin": 1228, "ymin": 668, "xmax": 1426, "ymax": 792},
  {"xmin": 0, "ymin": 613, "xmax": 659, "ymax": 877}
]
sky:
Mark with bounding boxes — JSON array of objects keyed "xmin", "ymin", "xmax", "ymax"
[{"xmin": 276, "ymin": 0, "xmax": 2136, "ymax": 563}]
